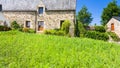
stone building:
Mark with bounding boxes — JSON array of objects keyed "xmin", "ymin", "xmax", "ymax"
[
  {"xmin": 0, "ymin": 0, "xmax": 76, "ymax": 36},
  {"xmin": 106, "ymin": 16, "xmax": 120, "ymax": 37}
]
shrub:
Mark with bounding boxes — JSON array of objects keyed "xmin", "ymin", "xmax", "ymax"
[
  {"xmin": 28, "ymin": 29, "xmax": 35, "ymax": 33},
  {"xmin": 85, "ymin": 31, "xmax": 109, "ymax": 41},
  {"xmin": 95, "ymin": 26, "xmax": 106, "ymax": 33},
  {"xmin": 0, "ymin": 25, "xmax": 11, "ymax": 31},
  {"xmin": 44, "ymin": 30, "xmax": 55, "ymax": 35},
  {"xmin": 22, "ymin": 28, "xmax": 35, "ymax": 33},
  {"xmin": 78, "ymin": 21, "xmax": 86, "ymax": 37},
  {"xmin": 61, "ymin": 20, "xmax": 71, "ymax": 34},
  {"xmin": 44, "ymin": 20, "xmax": 71, "ymax": 36},
  {"xmin": 55, "ymin": 30, "xmax": 65, "ymax": 36},
  {"xmin": 0, "ymin": 25, "xmax": 4, "ymax": 31},
  {"xmin": 18, "ymin": 28, "xmax": 23, "ymax": 32},
  {"xmin": 108, "ymin": 32, "xmax": 120, "ymax": 41},
  {"xmin": 22, "ymin": 28, "xmax": 29, "ymax": 32},
  {"xmin": 44, "ymin": 30, "xmax": 65, "ymax": 36},
  {"xmin": 11, "ymin": 21, "xmax": 20, "ymax": 29}
]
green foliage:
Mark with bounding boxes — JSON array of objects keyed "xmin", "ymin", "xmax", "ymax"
[
  {"xmin": 101, "ymin": 0, "xmax": 120, "ymax": 25},
  {"xmin": 22, "ymin": 27, "xmax": 29, "ymax": 32},
  {"xmin": 44, "ymin": 20, "xmax": 71, "ymax": 36},
  {"xmin": 0, "ymin": 31, "xmax": 120, "ymax": 67},
  {"xmin": 11, "ymin": 21, "xmax": 20, "ymax": 29},
  {"xmin": 22, "ymin": 28, "xmax": 35, "ymax": 33},
  {"xmin": 44, "ymin": 30, "xmax": 65, "ymax": 36},
  {"xmin": 77, "ymin": 21, "xmax": 86, "ymax": 37},
  {"xmin": 108, "ymin": 32, "xmax": 120, "ymax": 41},
  {"xmin": 0, "ymin": 25, "xmax": 4, "ymax": 31},
  {"xmin": 61, "ymin": 20, "xmax": 71, "ymax": 34},
  {"xmin": 95, "ymin": 26, "xmax": 106, "ymax": 33},
  {"xmin": 0, "ymin": 25, "xmax": 11, "ymax": 31},
  {"xmin": 85, "ymin": 31, "xmax": 109, "ymax": 41},
  {"xmin": 28, "ymin": 29, "xmax": 36, "ymax": 33},
  {"xmin": 77, "ymin": 6, "xmax": 93, "ymax": 26}
]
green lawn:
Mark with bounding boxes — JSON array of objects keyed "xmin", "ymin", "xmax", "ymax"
[{"xmin": 0, "ymin": 31, "xmax": 120, "ymax": 68}]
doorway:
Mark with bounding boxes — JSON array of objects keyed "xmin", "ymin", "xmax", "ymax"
[
  {"xmin": 111, "ymin": 23, "xmax": 114, "ymax": 31},
  {"xmin": 38, "ymin": 21, "xmax": 44, "ymax": 31}
]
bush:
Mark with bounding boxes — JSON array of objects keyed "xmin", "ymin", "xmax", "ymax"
[
  {"xmin": 0, "ymin": 26, "xmax": 5, "ymax": 31},
  {"xmin": 61, "ymin": 20, "xmax": 71, "ymax": 34},
  {"xmin": 0, "ymin": 25, "xmax": 11, "ymax": 31},
  {"xmin": 95, "ymin": 26, "xmax": 106, "ymax": 33},
  {"xmin": 44, "ymin": 30, "xmax": 65, "ymax": 36},
  {"xmin": 44, "ymin": 20, "xmax": 71, "ymax": 36},
  {"xmin": 44, "ymin": 30, "xmax": 55, "ymax": 35},
  {"xmin": 78, "ymin": 21, "xmax": 86, "ymax": 37},
  {"xmin": 85, "ymin": 31, "xmax": 109, "ymax": 41},
  {"xmin": 108, "ymin": 32, "xmax": 120, "ymax": 41},
  {"xmin": 11, "ymin": 21, "xmax": 20, "ymax": 29},
  {"xmin": 22, "ymin": 28, "xmax": 29, "ymax": 32},
  {"xmin": 55, "ymin": 30, "xmax": 65, "ymax": 36},
  {"xmin": 28, "ymin": 29, "xmax": 35, "ymax": 33},
  {"xmin": 22, "ymin": 28, "xmax": 35, "ymax": 33},
  {"xmin": 18, "ymin": 28, "xmax": 23, "ymax": 32}
]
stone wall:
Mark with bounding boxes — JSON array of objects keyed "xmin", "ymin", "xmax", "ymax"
[
  {"xmin": 3, "ymin": 10, "xmax": 75, "ymax": 36},
  {"xmin": 3, "ymin": 11, "xmax": 36, "ymax": 29},
  {"xmin": 37, "ymin": 10, "xmax": 75, "ymax": 36}
]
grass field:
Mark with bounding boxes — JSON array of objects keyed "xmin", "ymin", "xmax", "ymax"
[{"xmin": 0, "ymin": 31, "xmax": 120, "ymax": 68}]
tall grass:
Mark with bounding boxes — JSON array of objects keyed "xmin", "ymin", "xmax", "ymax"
[{"xmin": 0, "ymin": 31, "xmax": 120, "ymax": 68}]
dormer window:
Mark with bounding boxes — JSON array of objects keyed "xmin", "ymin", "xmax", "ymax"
[
  {"xmin": 38, "ymin": 7, "xmax": 43, "ymax": 14},
  {"xmin": 0, "ymin": 5, "xmax": 2, "ymax": 11}
]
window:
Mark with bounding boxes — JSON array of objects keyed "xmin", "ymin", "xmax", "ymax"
[
  {"xmin": 26, "ymin": 21, "xmax": 30, "ymax": 28},
  {"xmin": 0, "ymin": 5, "xmax": 2, "ymax": 11},
  {"xmin": 60, "ymin": 20, "xmax": 64, "ymax": 28},
  {"xmin": 38, "ymin": 7, "xmax": 43, "ymax": 14},
  {"xmin": 38, "ymin": 21, "xmax": 44, "ymax": 31}
]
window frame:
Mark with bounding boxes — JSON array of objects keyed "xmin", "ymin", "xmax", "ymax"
[
  {"xmin": 38, "ymin": 7, "xmax": 44, "ymax": 14},
  {"xmin": 0, "ymin": 5, "xmax": 2, "ymax": 11},
  {"xmin": 25, "ymin": 21, "xmax": 31, "ymax": 28}
]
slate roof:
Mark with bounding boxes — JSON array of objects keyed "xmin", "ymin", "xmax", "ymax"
[
  {"xmin": 42, "ymin": 0, "xmax": 76, "ymax": 10},
  {"xmin": 0, "ymin": 0, "xmax": 76, "ymax": 11},
  {"xmin": 113, "ymin": 16, "xmax": 120, "ymax": 21}
]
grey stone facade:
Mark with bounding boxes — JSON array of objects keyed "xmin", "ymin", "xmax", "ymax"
[
  {"xmin": 3, "ymin": 11, "xmax": 75, "ymax": 36},
  {"xmin": 0, "ymin": 0, "xmax": 76, "ymax": 36}
]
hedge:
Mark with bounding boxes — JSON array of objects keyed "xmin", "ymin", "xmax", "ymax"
[
  {"xmin": 44, "ymin": 30, "xmax": 65, "ymax": 36},
  {"xmin": 95, "ymin": 26, "xmax": 106, "ymax": 33},
  {"xmin": 108, "ymin": 32, "xmax": 120, "ymax": 41},
  {"xmin": 0, "ymin": 25, "xmax": 11, "ymax": 31},
  {"xmin": 85, "ymin": 31, "xmax": 109, "ymax": 41}
]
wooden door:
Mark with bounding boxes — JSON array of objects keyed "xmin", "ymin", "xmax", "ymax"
[
  {"xmin": 38, "ymin": 21, "xmax": 44, "ymax": 31},
  {"xmin": 111, "ymin": 23, "xmax": 114, "ymax": 31}
]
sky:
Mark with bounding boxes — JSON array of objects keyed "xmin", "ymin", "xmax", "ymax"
[{"xmin": 76, "ymin": 0, "xmax": 120, "ymax": 25}]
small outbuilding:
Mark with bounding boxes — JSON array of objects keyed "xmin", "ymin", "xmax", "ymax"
[{"xmin": 106, "ymin": 16, "xmax": 120, "ymax": 37}]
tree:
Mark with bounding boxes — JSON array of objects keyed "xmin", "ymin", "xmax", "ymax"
[
  {"xmin": 78, "ymin": 21, "xmax": 86, "ymax": 37},
  {"xmin": 77, "ymin": 6, "xmax": 93, "ymax": 26},
  {"xmin": 75, "ymin": 21, "xmax": 86, "ymax": 37},
  {"xmin": 101, "ymin": 0, "xmax": 120, "ymax": 26}
]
